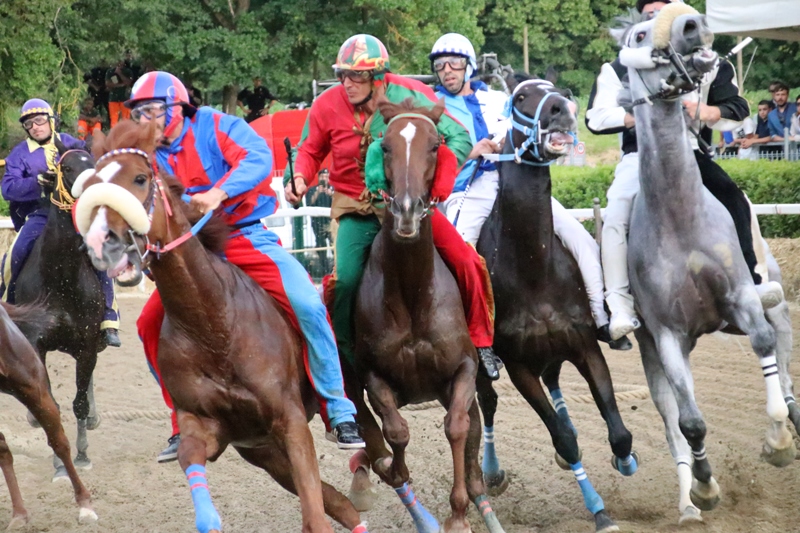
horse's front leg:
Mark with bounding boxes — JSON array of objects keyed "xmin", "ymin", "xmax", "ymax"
[
  {"xmin": 476, "ymin": 374, "xmax": 508, "ymax": 496},
  {"xmin": 766, "ymin": 302, "xmax": 800, "ymax": 434},
  {"xmin": 177, "ymin": 412, "xmax": 223, "ymax": 533},
  {"xmin": 364, "ymin": 371, "xmax": 439, "ymax": 533},
  {"xmin": 72, "ymin": 349, "xmax": 97, "ymax": 472},
  {"xmin": 573, "ymin": 346, "xmax": 638, "ymax": 476}
]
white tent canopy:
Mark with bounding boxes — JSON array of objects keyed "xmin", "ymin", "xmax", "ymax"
[{"xmin": 706, "ymin": 0, "xmax": 800, "ymax": 42}]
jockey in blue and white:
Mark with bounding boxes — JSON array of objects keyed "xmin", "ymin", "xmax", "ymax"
[
  {"xmin": 0, "ymin": 98, "xmax": 121, "ymax": 347},
  {"xmin": 433, "ymin": 33, "xmax": 627, "ymax": 348}
]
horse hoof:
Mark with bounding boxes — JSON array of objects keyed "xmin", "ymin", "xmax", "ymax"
[
  {"xmin": 678, "ymin": 505, "xmax": 703, "ymax": 525},
  {"xmin": 78, "ymin": 507, "xmax": 98, "ymax": 523},
  {"xmin": 348, "ymin": 466, "xmax": 377, "ymax": 512},
  {"xmin": 6, "ymin": 512, "xmax": 29, "ymax": 530},
  {"xmin": 554, "ymin": 448, "xmax": 581, "ymax": 471},
  {"xmin": 611, "ymin": 451, "xmax": 639, "ymax": 476},
  {"xmin": 74, "ymin": 453, "xmax": 92, "ymax": 471},
  {"xmin": 594, "ymin": 510, "xmax": 619, "ymax": 533},
  {"xmin": 26, "ymin": 410, "xmax": 41, "ymax": 429},
  {"xmin": 52, "ymin": 466, "xmax": 69, "ymax": 483},
  {"xmin": 483, "ymin": 469, "xmax": 510, "ymax": 497},
  {"xmin": 762, "ymin": 439, "xmax": 796, "ymax": 467},
  {"xmin": 690, "ymin": 478, "xmax": 720, "ymax": 511},
  {"xmin": 87, "ymin": 413, "xmax": 101, "ymax": 431},
  {"xmin": 443, "ymin": 517, "xmax": 471, "ymax": 533}
]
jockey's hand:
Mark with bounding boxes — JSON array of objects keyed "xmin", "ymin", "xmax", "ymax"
[
  {"xmin": 190, "ymin": 187, "xmax": 228, "ymax": 214},
  {"xmin": 285, "ymin": 175, "xmax": 307, "ymax": 205},
  {"xmin": 37, "ymin": 172, "xmax": 56, "ymax": 190},
  {"xmin": 682, "ymin": 101, "xmax": 721, "ymax": 124},
  {"xmin": 468, "ymin": 138, "xmax": 501, "ymax": 160}
]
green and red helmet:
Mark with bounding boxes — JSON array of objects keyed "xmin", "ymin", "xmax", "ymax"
[{"xmin": 333, "ymin": 34, "xmax": 390, "ymax": 76}]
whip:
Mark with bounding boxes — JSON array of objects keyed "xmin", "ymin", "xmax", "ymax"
[{"xmin": 284, "ymin": 137, "xmax": 300, "ymax": 210}]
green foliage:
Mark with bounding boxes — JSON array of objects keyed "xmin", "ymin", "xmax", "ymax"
[{"xmin": 551, "ymin": 161, "xmax": 800, "ymax": 238}]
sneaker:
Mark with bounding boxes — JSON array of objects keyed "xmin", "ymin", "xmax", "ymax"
[
  {"xmin": 609, "ymin": 314, "xmax": 641, "ymax": 341},
  {"xmin": 104, "ymin": 328, "xmax": 121, "ymax": 348},
  {"xmin": 325, "ymin": 422, "xmax": 365, "ymax": 450},
  {"xmin": 157, "ymin": 434, "xmax": 180, "ymax": 463},
  {"xmin": 477, "ymin": 347, "xmax": 501, "ymax": 381},
  {"xmin": 756, "ymin": 281, "xmax": 784, "ymax": 310},
  {"xmin": 597, "ymin": 325, "xmax": 633, "ymax": 351}
]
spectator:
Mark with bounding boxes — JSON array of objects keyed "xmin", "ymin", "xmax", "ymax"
[
  {"xmin": 76, "ymin": 98, "xmax": 102, "ymax": 141},
  {"xmin": 307, "ymin": 169, "xmax": 334, "ymax": 274},
  {"xmin": 106, "ymin": 58, "xmax": 133, "ymax": 127},
  {"xmin": 186, "ymin": 82, "xmax": 204, "ymax": 107},
  {"xmin": 84, "ymin": 62, "xmax": 109, "ymax": 123},
  {"xmin": 123, "ymin": 49, "xmax": 143, "ymax": 84},
  {"xmin": 767, "ymin": 81, "xmax": 797, "ymax": 140},
  {"xmin": 790, "ymin": 94, "xmax": 800, "ymax": 141},
  {"xmin": 237, "ymin": 77, "xmax": 278, "ymax": 123}
]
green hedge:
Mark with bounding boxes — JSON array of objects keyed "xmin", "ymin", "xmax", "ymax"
[{"xmin": 551, "ymin": 160, "xmax": 800, "ymax": 238}]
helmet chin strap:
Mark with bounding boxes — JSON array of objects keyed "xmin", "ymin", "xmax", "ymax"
[{"xmin": 352, "ymin": 89, "xmax": 374, "ymax": 107}]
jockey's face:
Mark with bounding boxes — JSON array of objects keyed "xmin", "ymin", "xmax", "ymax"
[
  {"xmin": 341, "ymin": 73, "xmax": 373, "ymax": 105},
  {"xmin": 24, "ymin": 115, "xmax": 52, "ymax": 142},
  {"xmin": 434, "ymin": 56, "xmax": 468, "ymax": 95}
]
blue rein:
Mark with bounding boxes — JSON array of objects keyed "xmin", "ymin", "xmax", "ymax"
[{"xmin": 181, "ymin": 193, "xmax": 214, "ymax": 237}]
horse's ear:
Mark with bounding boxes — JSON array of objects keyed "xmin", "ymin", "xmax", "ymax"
[
  {"xmin": 90, "ymin": 131, "xmax": 107, "ymax": 160},
  {"xmin": 429, "ymin": 98, "xmax": 445, "ymax": 124},
  {"xmin": 545, "ymin": 66, "xmax": 559, "ymax": 85},
  {"xmin": 377, "ymin": 97, "xmax": 400, "ymax": 123},
  {"xmin": 138, "ymin": 120, "xmax": 158, "ymax": 154},
  {"xmin": 505, "ymin": 72, "xmax": 519, "ymax": 93},
  {"xmin": 54, "ymin": 136, "xmax": 68, "ymax": 155}
]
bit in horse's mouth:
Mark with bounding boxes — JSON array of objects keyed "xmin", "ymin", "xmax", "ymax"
[
  {"xmin": 107, "ymin": 253, "xmax": 142, "ymax": 286},
  {"xmin": 545, "ymin": 132, "xmax": 573, "ymax": 156}
]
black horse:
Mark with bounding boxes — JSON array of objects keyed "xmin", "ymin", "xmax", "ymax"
[
  {"xmin": 476, "ymin": 78, "xmax": 638, "ymax": 533},
  {"xmin": 13, "ymin": 140, "xmax": 107, "ymax": 480}
]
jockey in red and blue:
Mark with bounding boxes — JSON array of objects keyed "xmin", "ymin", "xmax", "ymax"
[
  {"xmin": 130, "ymin": 72, "xmax": 363, "ymax": 463},
  {"xmin": 0, "ymin": 98, "xmax": 121, "ymax": 347}
]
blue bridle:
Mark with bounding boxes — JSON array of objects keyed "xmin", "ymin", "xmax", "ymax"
[{"xmin": 490, "ymin": 90, "xmax": 577, "ymax": 167}]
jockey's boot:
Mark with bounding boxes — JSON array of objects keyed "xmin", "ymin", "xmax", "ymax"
[
  {"xmin": 157, "ymin": 433, "xmax": 180, "ymax": 463},
  {"xmin": 609, "ymin": 313, "xmax": 640, "ymax": 341},
  {"xmin": 104, "ymin": 328, "xmax": 121, "ymax": 348},
  {"xmin": 477, "ymin": 347, "xmax": 501, "ymax": 381},
  {"xmin": 597, "ymin": 324, "xmax": 633, "ymax": 351},
  {"xmin": 326, "ymin": 421, "xmax": 366, "ymax": 450},
  {"xmin": 756, "ymin": 281, "xmax": 784, "ymax": 310}
]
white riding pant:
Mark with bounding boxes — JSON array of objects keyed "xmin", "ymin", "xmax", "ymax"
[
  {"xmin": 601, "ymin": 152, "xmax": 640, "ymax": 320},
  {"xmin": 443, "ymin": 170, "xmax": 609, "ymax": 328}
]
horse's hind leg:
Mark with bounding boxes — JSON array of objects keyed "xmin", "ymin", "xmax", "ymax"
[
  {"xmin": 766, "ymin": 302, "xmax": 800, "ymax": 434},
  {"xmin": 86, "ymin": 374, "xmax": 101, "ymax": 430},
  {"xmin": 573, "ymin": 347, "xmax": 637, "ymax": 477},
  {"xmin": 462, "ymin": 398, "xmax": 505, "ymax": 533},
  {"xmin": 506, "ymin": 362, "xmax": 617, "ymax": 533},
  {"xmin": 365, "ymin": 372, "xmax": 439, "ymax": 533},
  {"xmin": 636, "ymin": 326, "xmax": 703, "ymax": 524},
  {"xmin": 0, "ymin": 433, "xmax": 29, "ymax": 529},
  {"xmin": 541, "ymin": 363, "xmax": 578, "ymax": 439},
  {"xmin": 476, "ymin": 375, "xmax": 508, "ymax": 495},
  {"xmin": 236, "ymin": 445, "xmax": 368, "ymax": 533},
  {"xmin": 72, "ymin": 350, "xmax": 98, "ymax": 471}
]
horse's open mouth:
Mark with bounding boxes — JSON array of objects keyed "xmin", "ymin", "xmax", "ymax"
[
  {"xmin": 544, "ymin": 132, "xmax": 574, "ymax": 156},
  {"xmin": 107, "ymin": 252, "xmax": 143, "ymax": 287},
  {"xmin": 395, "ymin": 228, "xmax": 419, "ymax": 239}
]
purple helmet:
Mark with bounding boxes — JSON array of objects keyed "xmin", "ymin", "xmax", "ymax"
[{"xmin": 20, "ymin": 98, "xmax": 54, "ymax": 122}]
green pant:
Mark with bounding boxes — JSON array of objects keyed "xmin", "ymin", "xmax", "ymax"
[{"xmin": 333, "ymin": 214, "xmax": 381, "ymax": 365}]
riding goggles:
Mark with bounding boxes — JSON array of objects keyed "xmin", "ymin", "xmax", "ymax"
[
  {"xmin": 131, "ymin": 101, "xmax": 171, "ymax": 122},
  {"xmin": 432, "ymin": 56, "xmax": 468, "ymax": 72},
  {"xmin": 21, "ymin": 115, "xmax": 49, "ymax": 130},
  {"xmin": 335, "ymin": 69, "xmax": 373, "ymax": 83}
]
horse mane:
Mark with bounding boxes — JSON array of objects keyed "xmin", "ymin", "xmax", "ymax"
[{"xmin": 94, "ymin": 120, "xmax": 230, "ymax": 254}]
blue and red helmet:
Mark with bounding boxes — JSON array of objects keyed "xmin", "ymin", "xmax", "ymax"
[
  {"xmin": 19, "ymin": 98, "xmax": 54, "ymax": 122},
  {"xmin": 125, "ymin": 71, "xmax": 192, "ymax": 109}
]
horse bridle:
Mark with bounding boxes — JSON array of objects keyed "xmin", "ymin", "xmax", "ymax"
[{"xmin": 51, "ymin": 149, "xmax": 88, "ymax": 212}]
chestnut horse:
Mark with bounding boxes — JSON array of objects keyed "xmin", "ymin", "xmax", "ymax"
[
  {"xmin": 74, "ymin": 121, "xmax": 365, "ymax": 533},
  {"xmin": 0, "ymin": 301, "xmax": 96, "ymax": 528},
  {"xmin": 345, "ymin": 100, "xmax": 505, "ymax": 533}
]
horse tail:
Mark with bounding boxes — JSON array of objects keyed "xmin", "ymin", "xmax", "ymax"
[{"xmin": 0, "ymin": 300, "xmax": 54, "ymax": 343}]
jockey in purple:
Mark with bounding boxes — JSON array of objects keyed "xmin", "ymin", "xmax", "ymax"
[{"xmin": 0, "ymin": 98, "xmax": 121, "ymax": 346}]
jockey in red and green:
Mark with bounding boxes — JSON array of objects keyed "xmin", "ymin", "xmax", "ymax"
[{"xmin": 285, "ymin": 34, "xmax": 501, "ymax": 380}]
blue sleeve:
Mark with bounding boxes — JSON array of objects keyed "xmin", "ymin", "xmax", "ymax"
[
  {"xmin": 1, "ymin": 148, "xmax": 41, "ymax": 202},
  {"xmin": 212, "ymin": 113, "xmax": 273, "ymax": 199},
  {"xmin": 60, "ymin": 133, "xmax": 86, "ymax": 151},
  {"xmin": 767, "ymin": 111, "xmax": 782, "ymax": 138}
]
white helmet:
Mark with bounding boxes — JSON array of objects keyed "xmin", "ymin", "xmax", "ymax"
[{"xmin": 429, "ymin": 33, "xmax": 478, "ymax": 80}]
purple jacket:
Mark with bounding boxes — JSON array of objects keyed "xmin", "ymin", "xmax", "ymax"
[{"xmin": 2, "ymin": 133, "xmax": 84, "ymax": 230}]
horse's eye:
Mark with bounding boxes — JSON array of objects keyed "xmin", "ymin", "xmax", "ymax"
[
  {"xmin": 381, "ymin": 145, "xmax": 389, "ymax": 154},
  {"xmin": 133, "ymin": 174, "xmax": 147, "ymax": 186},
  {"xmin": 517, "ymin": 95, "xmax": 526, "ymax": 102},
  {"xmin": 636, "ymin": 32, "xmax": 647, "ymax": 43},
  {"xmin": 431, "ymin": 144, "xmax": 440, "ymax": 153}
]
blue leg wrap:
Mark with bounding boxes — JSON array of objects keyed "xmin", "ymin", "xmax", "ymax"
[
  {"xmin": 614, "ymin": 453, "xmax": 639, "ymax": 476},
  {"xmin": 482, "ymin": 425, "xmax": 501, "ymax": 476},
  {"xmin": 571, "ymin": 462, "xmax": 604, "ymax": 515},
  {"xmin": 186, "ymin": 464, "xmax": 222, "ymax": 533},
  {"xmin": 550, "ymin": 388, "xmax": 578, "ymax": 437},
  {"xmin": 395, "ymin": 483, "xmax": 440, "ymax": 533}
]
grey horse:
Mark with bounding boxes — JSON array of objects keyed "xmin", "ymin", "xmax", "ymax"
[{"xmin": 614, "ymin": 3, "xmax": 795, "ymax": 525}]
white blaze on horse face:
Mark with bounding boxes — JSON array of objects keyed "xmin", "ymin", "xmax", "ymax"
[
  {"xmin": 86, "ymin": 207, "xmax": 109, "ymax": 259},
  {"xmin": 96, "ymin": 161, "xmax": 121, "ymax": 183},
  {"xmin": 399, "ymin": 122, "xmax": 417, "ymax": 189}
]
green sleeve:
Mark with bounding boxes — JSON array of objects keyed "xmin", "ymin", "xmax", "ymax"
[{"xmin": 435, "ymin": 114, "xmax": 472, "ymax": 167}]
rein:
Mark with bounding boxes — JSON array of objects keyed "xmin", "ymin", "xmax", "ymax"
[
  {"xmin": 93, "ymin": 148, "xmax": 214, "ymax": 260},
  {"xmin": 50, "ymin": 149, "xmax": 86, "ymax": 212}
]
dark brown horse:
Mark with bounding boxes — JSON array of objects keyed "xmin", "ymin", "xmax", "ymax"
[
  {"xmin": 476, "ymin": 78, "xmax": 637, "ymax": 533},
  {"xmin": 344, "ymin": 99, "xmax": 504, "ymax": 533},
  {"xmin": 75, "ymin": 121, "xmax": 366, "ymax": 533},
  {"xmin": 0, "ymin": 301, "xmax": 96, "ymax": 528}
]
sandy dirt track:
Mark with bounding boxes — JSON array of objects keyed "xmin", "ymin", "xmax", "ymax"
[{"xmin": 0, "ymin": 295, "xmax": 798, "ymax": 533}]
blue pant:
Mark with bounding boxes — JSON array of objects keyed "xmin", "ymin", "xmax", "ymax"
[{"xmin": 1, "ymin": 209, "xmax": 119, "ymax": 329}]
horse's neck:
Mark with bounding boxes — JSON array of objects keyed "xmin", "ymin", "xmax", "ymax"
[
  {"xmin": 631, "ymin": 78, "xmax": 704, "ymax": 221},
  {"xmin": 495, "ymin": 158, "xmax": 555, "ymax": 267},
  {"xmin": 39, "ymin": 204, "xmax": 89, "ymax": 277},
  {"xmin": 380, "ymin": 216, "xmax": 435, "ymax": 307}
]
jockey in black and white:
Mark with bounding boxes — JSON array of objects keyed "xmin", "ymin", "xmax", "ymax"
[{"xmin": 586, "ymin": 0, "xmax": 784, "ymax": 341}]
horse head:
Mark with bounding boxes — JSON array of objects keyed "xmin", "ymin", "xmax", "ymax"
[
  {"xmin": 43, "ymin": 137, "xmax": 95, "ymax": 205},
  {"xmin": 377, "ymin": 98, "xmax": 445, "ymax": 240},
  {"xmin": 613, "ymin": 3, "xmax": 716, "ymax": 103},
  {"xmin": 506, "ymin": 78, "xmax": 578, "ymax": 163}
]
